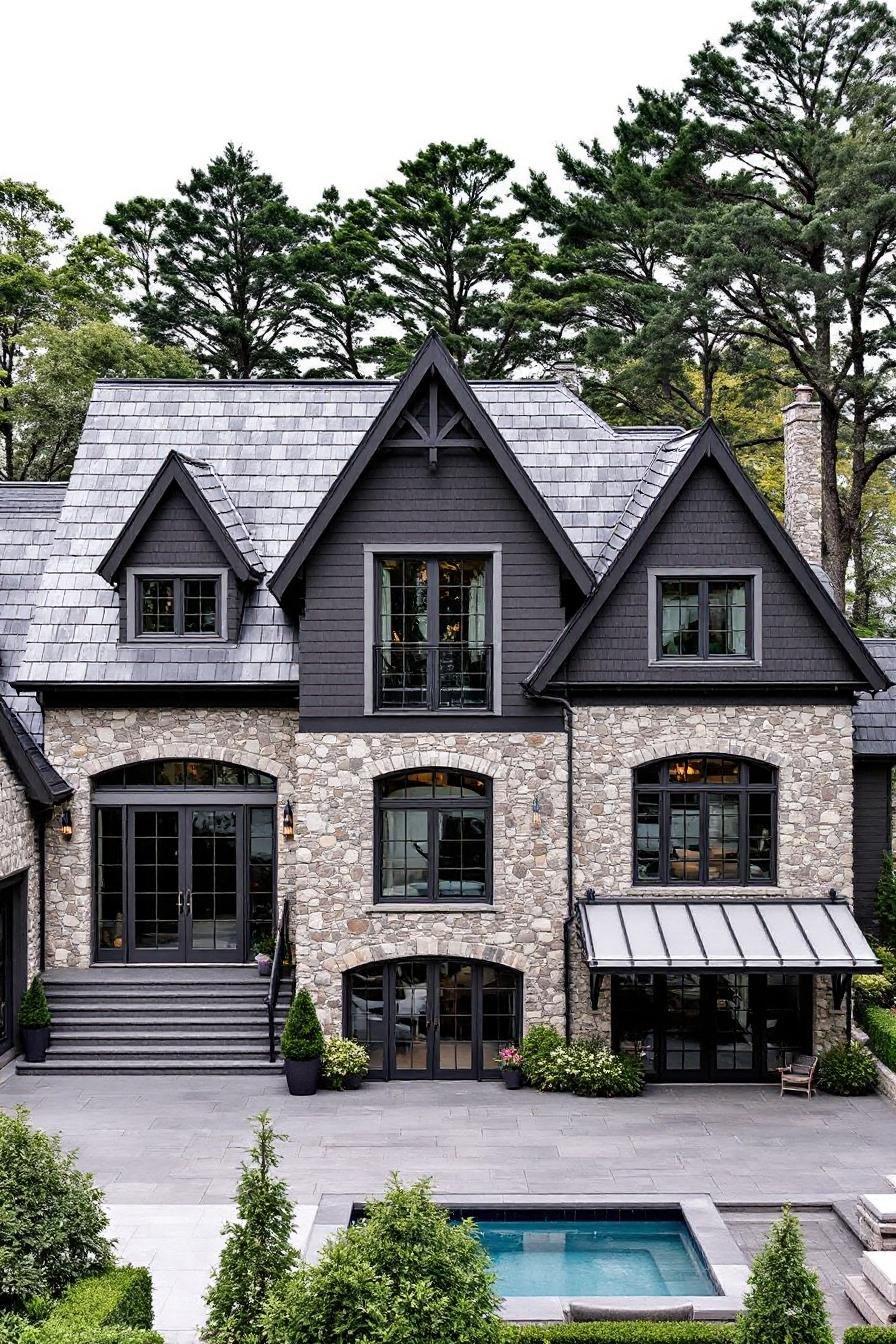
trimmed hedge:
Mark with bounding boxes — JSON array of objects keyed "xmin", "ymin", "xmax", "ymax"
[
  {"xmin": 500, "ymin": 1325, "xmax": 737, "ymax": 1342},
  {"xmin": 863, "ymin": 1005, "xmax": 896, "ymax": 1072},
  {"xmin": 843, "ymin": 1332, "xmax": 896, "ymax": 1343},
  {"xmin": 20, "ymin": 1269, "xmax": 160, "ymax": 1344}
]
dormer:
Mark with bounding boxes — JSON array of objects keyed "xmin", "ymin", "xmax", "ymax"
[{"xmin": 96, "ymin": 451, "xmax": 264, "ymax": 645}]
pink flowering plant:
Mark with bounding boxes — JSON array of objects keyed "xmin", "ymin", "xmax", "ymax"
[{"xmin": 497, "ymin": 1045, "xmax": 523, "ymax": 1071}]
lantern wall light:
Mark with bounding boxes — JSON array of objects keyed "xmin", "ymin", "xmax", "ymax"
[{"xmin": 282, "ymin": 800, "xmax": 294, "ymax": 840}]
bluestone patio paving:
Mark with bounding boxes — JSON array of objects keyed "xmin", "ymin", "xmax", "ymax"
[{"xmin": 2, "ymin": 1071, "xmax": 892, "ymax": 1340}]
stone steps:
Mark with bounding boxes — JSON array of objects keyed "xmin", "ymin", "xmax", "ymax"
[
  {"xmin": 845, "ymin": 1274, "xmax": 896, "ymax": 1326},
  {"xmin": 17, "ymin": 966, "xmax": 292, "ymax": 1076}
]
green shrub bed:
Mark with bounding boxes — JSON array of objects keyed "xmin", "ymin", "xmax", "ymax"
[
  {"xmin": 843, "ymin": 1331, "xmax": 896, "ymax": 1343},
  {"xmin": 817, "ymin": 1041, "xmax": 878, "ymax": 1094},
  {"xmin": 501, "ymin": 1325, "xmax": 736, "ymax": 1342},
  {"xmin": 863, "ymin": 1005, "xmax": 896, "ymax": 1072},
  {"xmin": 20, "ymin": 1268, "xmax": 160, "ymax": 1344},
  {"xmin": 520, "ymin": 1026, "xmax": 644, "ymax": 1096}
]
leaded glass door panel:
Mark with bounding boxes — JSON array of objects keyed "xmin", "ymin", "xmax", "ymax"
[
  {"xmin": 187, "ymin": 808, "xmax": 242, "ymax": 961},
  {"xmin": 129, "ymin": 807, "xmax": 184, "ymax": 960}
]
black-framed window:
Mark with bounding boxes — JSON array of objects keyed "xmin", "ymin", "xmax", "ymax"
[
  {"xmin": 136, "ymin": 576, "xmax": 221, "ymax": 638},
  {"xmin": 375, "ymin": 556, "xmax": 493, "ymax": 710},
  {"xmin": 93, "ymin": 759, "xmax": 276, "ymax": 790},
  {"xmin": 658, "ymin": 577, "xmax": 752, "ymax": 658},
  {"xmin": 375, "ymin": 768, "xmax": 491, "ymax": 903},
  {"xmin": 634, "ymin": 755, "xmax": 776, "ymax": 886}
]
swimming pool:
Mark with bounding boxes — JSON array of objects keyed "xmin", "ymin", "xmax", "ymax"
[{"xmin": 463, "ymin": 1211, "xmax": 717, "ymax": 1298}]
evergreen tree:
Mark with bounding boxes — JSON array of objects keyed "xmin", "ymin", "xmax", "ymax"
[
  {"xmin": 116, "ymin": 145, "xmax": 315, "ymax": 378},
  {"xmin": 294, "ymin": 189, "xmax": 382, "ymax": 377},
  {"xmin": 369, "ymin": 140, "xmax": 536, "ymax": 378},
  {"xmin": 683, "ymin": 0, "xmax": 896, "ymax": 608},
  {"xmin": 876, "ymin": 851, "xmax": 896, "ymax": 948},
  {"xmin": 201, "ymin": 1111, "xmax": 297, "ymax": 1344},
  {"xmin": 736, "ymin": 1206, "xmax": 833, "ymax": 1344}
]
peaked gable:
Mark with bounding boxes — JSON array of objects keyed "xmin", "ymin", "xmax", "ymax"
[
  {"xmin": 268, "ymin": 333, "xmax": 595, "ymax": 602},
  {"xmin": 527, "ymin": 422, "xmax": 887, "ymax": 693},
  {"xmin": 97, "ymin": 451, "xmax": 264, "ymax": 587}
]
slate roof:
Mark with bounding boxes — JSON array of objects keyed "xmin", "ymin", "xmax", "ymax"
[
  {"xmin": 0, "ymin": 482, "xmax": 73, "ymax": 804},
  {"xmin": 17, "ymin": 378, "xmax": 679, "ymax": 687},
  {"xmin": 855, "ymin": 639, "xmax": 896, "ymax": 755},
  {"xmin": 178, "ymin": 455, "xmax": 265, "ymax": 579}
]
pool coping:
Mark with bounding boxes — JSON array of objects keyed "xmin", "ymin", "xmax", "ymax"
[{"xmin": 306, "ymin": 1192, "xmax": 750, "ymax": 1322}]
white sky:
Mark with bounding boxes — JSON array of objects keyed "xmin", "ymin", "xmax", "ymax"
[{"xmin": 6, "ymin": 0, "xmax": 757, "ymax": 234}]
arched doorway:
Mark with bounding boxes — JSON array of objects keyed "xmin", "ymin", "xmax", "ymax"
[
  {"xmin": 344, "ymin": 958, "xmax": 521, "ymax": 1081},
  {"xmin": 92, "ymin": 758, "xmax": 277, "ymax": 963}
]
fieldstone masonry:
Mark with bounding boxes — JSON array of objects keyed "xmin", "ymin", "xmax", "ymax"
[
  {"xmin": 783, "ymin": 386, "xmax": 824, "ymax": 569},
  {"xmin": 41, "ymin": 699, "xmax": 855, "ymax": 1049},
  {"xmin": 0, "ymin": 752, "xmax": 40, "ymax": 974}
]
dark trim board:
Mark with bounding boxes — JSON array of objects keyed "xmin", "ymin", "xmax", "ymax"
[
  {"xmin": 269, "ymin": 332, "xmax": 596, "ymax": 602},
  {"xmin": 526, "ymin": 422, "xmax": 889, "ymax": 696},
  {"xmin": 0, "ymin": 700, "xmax": 72, "ymax": 807},
  {"xmin": 0, "ymin": 872, "xmax": 28, "ymax": 1066},
  {"xmin": 300, "ymin": 713, "xmax": 564, "ymax": 733},
  {"xmin": 555, "ymin": 684, "xmax": 864, "ymax": 705},
  {"xmin": 24, "ymin": 685, "xmax": 299, "ymax": 708}
]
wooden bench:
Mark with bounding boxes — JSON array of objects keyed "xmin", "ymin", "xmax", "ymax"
[{"xmin": 778, "ymin": 1053, "xmax": 818, "ymax": 1098}]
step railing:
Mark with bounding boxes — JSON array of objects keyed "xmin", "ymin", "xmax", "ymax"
[{"xmin": 267, "ymin": 898, "xmax": 291, "ymax": 1062}]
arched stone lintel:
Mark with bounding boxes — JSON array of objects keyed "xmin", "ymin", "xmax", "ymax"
[
  {"xmin": 83, "ymin": 742, "xmax": 288, "ymax": 786},
  {"xmin": 327, "ymin": 940, "xmax": 529, "ymax": 976},
  {"xmin": 361, "ymin": 748, "xmax": 508, "ymax": 785},
  {"xmin": 621, "ymin": 738, "xmax": 784, "ymax": 770}
]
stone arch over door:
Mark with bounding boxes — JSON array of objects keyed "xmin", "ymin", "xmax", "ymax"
[{"xmin": 331, "ymin": 938, "xmax": 528, "ymax": 976}]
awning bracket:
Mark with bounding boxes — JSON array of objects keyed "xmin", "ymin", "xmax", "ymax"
[{"xmin": 831, "ymin": 972, "xmax": 852, "ymax": 1011}]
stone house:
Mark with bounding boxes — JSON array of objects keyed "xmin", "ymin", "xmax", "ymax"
[{"xmin": 0, "ymin": 333, "xmax": 892, "ymax": 1079}]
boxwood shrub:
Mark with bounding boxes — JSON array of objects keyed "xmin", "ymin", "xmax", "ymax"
[
  {"xmin": 817, "ymin": 1042, "xmax": 878, "ymax": 1095},
  {"xmin": 863, "ymin": 1005, "xmax": 896, "ymax": 1072},
  {"xmin": 843, "ymin": 1331, "xmax": 896, "ymax": 1343},
  {"xmin": 20, "ymin": 1268, "xmax": 159, "ymax": 1344},
  {"xmin": 500, "ymin": 1325, "xmax": 736, "ymax": 1342}
]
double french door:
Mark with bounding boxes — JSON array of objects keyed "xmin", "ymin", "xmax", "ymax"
[
  {"xmin": 612, "ymin": 972, "xmax": 813, "ymax": 1082},
  {"xmin": 129, "ymin": 805, "xmax": 243, "ymax": 962},
  {"xmin": 346, "ymin": 959, "xmax": 521, "ymax": 1080}
]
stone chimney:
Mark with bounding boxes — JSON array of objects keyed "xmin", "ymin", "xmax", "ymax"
[
  {"xmin": 783, "ymin": 385, "xmax": 823, "ymax": 567},
  {"xmin": 552, "ymin": 359, "xmax": 582, "ymax": 396}
]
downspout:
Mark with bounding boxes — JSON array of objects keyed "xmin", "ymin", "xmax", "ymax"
[
  {"xmin": 522, "ymin": 682, "xmax": 575, "ymax": 1041},
  {"xmin": 37, "ymin": 812, "xmax": 47, "ymax": 973}
]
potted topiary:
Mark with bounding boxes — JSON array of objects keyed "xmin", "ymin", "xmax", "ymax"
[
  {"xmin": 280, "ymin": 988, "xmax": 324, "ymax": 1096},
  {"xmin": 498, "ymin": 1044, "xmax": 524, "ymax": 1089},
  {"xmin": 19, "ymin": 975, "xmax": 52, "ymax": 1063},
  {"xmin": 322, "ymin": 1035, "xmax": 369, "ymax": 1090}
]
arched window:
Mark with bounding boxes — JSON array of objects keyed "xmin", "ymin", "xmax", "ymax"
[
  {"xmin": 634, "ymin": 755, "xmax": 776, "ymax": 886},
  {"xmin": 376, "ymin": 769, "xmax": 491, "ymax": 904}
]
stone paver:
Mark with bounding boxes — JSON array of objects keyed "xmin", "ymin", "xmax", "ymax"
[
  {"xmin": 725, "ymin": 1207, "xmax": 864, "ymax": 1340},
  {"xmin": 3, "ymin": 1073, "xmax": 893, "ymax": 1340}
]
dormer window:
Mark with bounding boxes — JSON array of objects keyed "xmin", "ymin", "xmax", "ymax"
[
  {"xmin": 131, "ymin": 571, "xmax": 225, "ymax": 640},
  {"xmin": 649, "ymin": 570, "xmax": 761, "ymax": 664}
]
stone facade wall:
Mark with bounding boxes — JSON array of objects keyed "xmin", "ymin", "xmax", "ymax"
[
  {"xmin": 42, "ymin": 707, "xmax": 298, "ymax": 968},
  {"xmin": 569, "ymin": 702, "xmax": 855, "ymax": 1049},
  {"xmin": 0, "ymin": 751, "xmax": 39, "ymax": 975}
]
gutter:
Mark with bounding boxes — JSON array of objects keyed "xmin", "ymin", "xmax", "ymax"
[{"xmin": 521, "ymin": 681, "xmax": 575, "ymax": 1042}]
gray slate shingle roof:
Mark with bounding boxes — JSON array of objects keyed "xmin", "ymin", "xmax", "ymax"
[
  {"xmin": 176, "ymin": 454, "xmax": 265, "ymax": 578},
  {"xmin": 856, "ymin": 639, "xmax": 896, "ymax": 755},
  {"xmin": 17, "ymin": 379, "xmax": 678, "ymax": 687}
]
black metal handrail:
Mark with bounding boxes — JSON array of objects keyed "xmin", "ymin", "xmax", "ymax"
[
  {"xmin": 374, "ymin": 642, "xmax": 493, "ymax": 710},
  {"xmin": 267, "ymin": 897, "xmax": 290, "ymax": 1062}
]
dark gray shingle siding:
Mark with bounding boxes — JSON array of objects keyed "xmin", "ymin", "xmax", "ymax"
[{"xmin": 855, "ymin": 640, "xmax": 896, "ymax": 754}]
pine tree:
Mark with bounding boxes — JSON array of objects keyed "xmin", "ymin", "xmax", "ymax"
[
  {"xmin": 202, "ymin": 1112, "xmax": 296, "ymax": 1344},
  {"xmin": 294, "ymin": 189, "xmax": 382, "ymax": 377},
  {"xmin": 736, "ymin": 1207, "xmax": 833, "ymax": 1344},
  {"xmin": 369, "ymin": 140, "xmax": 535, "ymax": 378}
]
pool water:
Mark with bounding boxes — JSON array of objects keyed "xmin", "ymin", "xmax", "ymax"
[{"xmin": 471, "ymin": 1218, "xmax": 716, "ymax": 1298}]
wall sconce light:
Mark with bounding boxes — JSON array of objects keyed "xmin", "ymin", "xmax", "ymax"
[
  {"xmin": 59, "ymin": 808, "xmax": 73, "ymax": 841},
  {"xmin": 531, "ymin": 798, "xmax": 542, "ymax": 833},
  {"xmin": 282, "ymin": 800, "xmax": 294, "ymax": 840}
]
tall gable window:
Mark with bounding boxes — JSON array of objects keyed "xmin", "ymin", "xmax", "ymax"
[
  {"xmin": 656, "ymin": 575, "xmax": 755, "ymax": 660},
  {"xmin": 375, "ymin": 557, "xmax": 492, "ymax": 710},
  {"xmin": 134, "ymin": 573, "xmax": 224, "ymax": 639},
  {"xmin": 376, "ymin": 769, "xmax": 491, "ymax": 903},
  {"xmin": 634, "ymin": 755, "xmax": 776, "ymax": 886}
]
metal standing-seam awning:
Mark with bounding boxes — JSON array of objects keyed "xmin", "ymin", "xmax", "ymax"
[{"xmin": 575, "ymin": 898, "xmax": 881, "ymax": 1010}]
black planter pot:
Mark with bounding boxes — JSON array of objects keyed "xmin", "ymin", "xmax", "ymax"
[
  {"xmin": 256, "ymin": 957, "xmax": 272, "ymax": 978},
  {"xmin": 285, "ymin": 1056, "xmax": 320, "ymax": 1096},
  {"xmin": 502, "ymin": 1067, "xmax": 523, "ymax": 1090},
  {"xmin": 344, "ymin": 1073, "xmax": 364, "ymax": 1091},
  {"xmin": 21, "ymin": 1025, "xmax": 50, "ymax": 1063}
]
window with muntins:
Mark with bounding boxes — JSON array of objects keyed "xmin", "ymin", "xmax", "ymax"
[
  {"xmin": 136, "ymin": 575, "xmax": 222, "ymax": 638},
  {"xmin": 375, "ymin": 557, "xmax": 492, "ymax": 710},
  {"xmin": 658, "ymin": 577, "xmax": 752, "ymax": 659},
  {"xmin": 634, "ymin": 756, "xmax": 776, "ymax": 886},
  {"xmin": 376, "ymin": 769, "xmax": 491, "ymax": 903}
]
